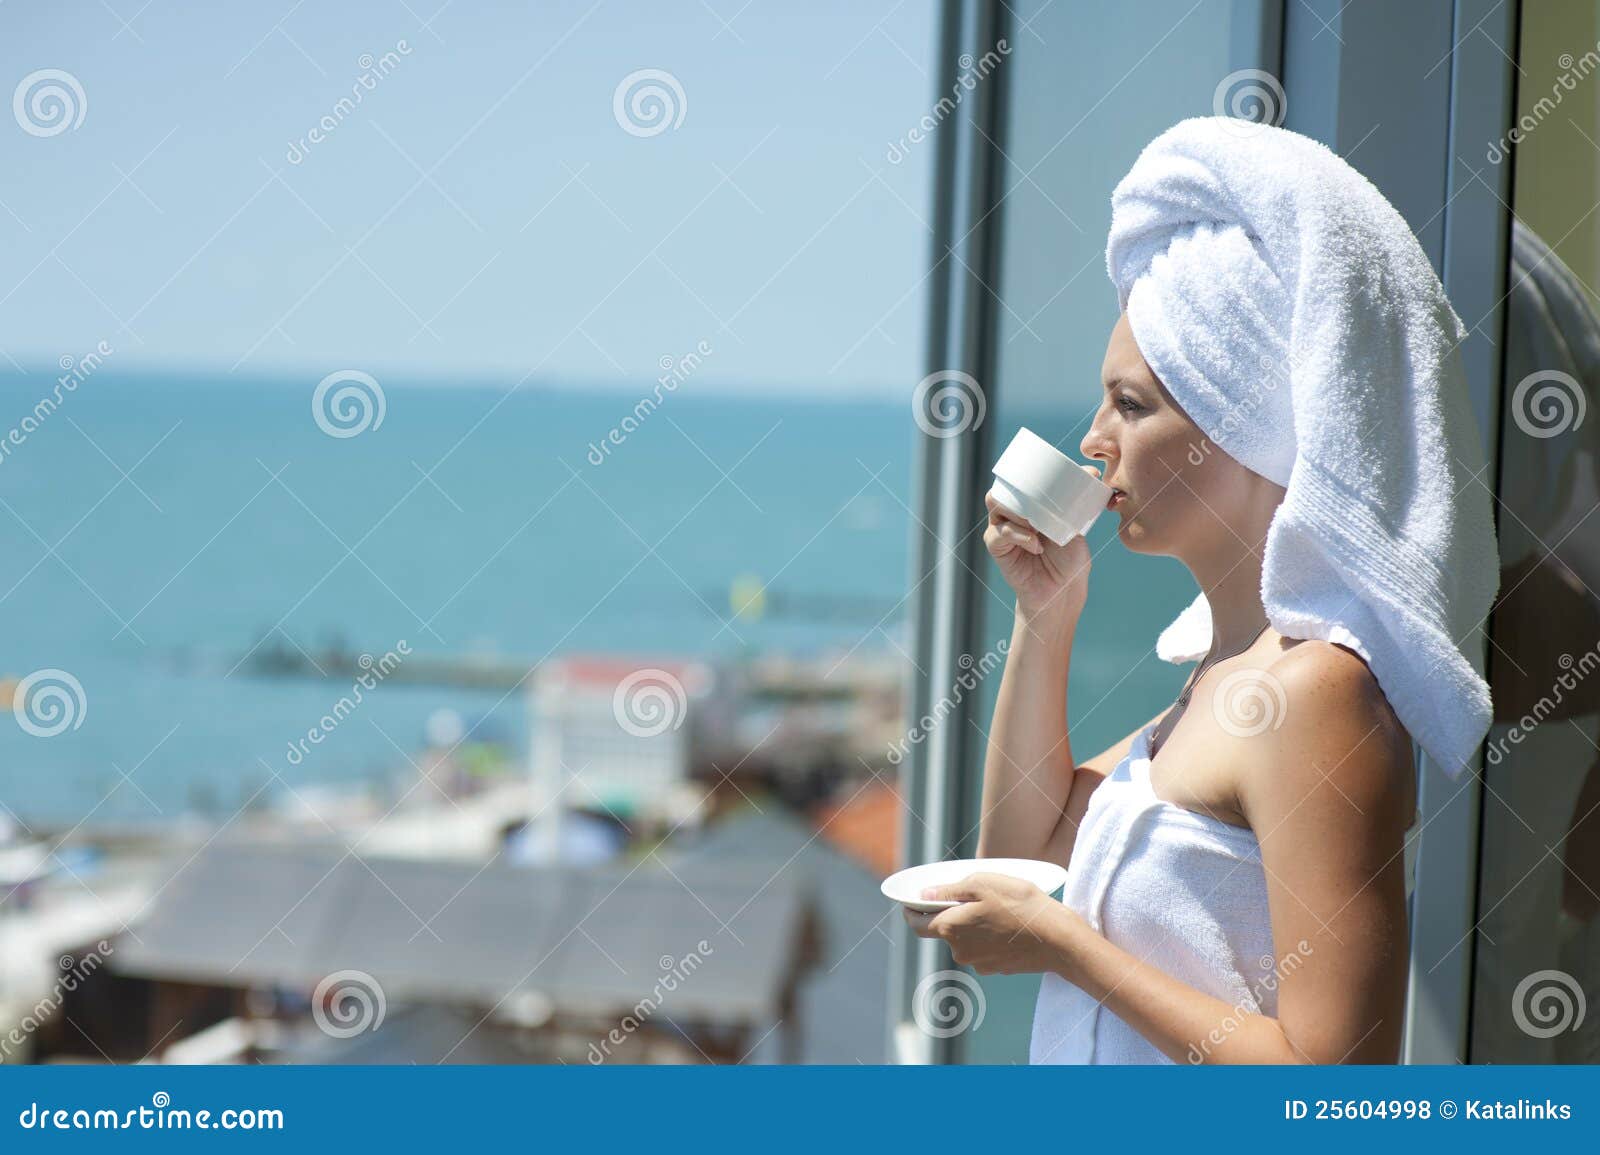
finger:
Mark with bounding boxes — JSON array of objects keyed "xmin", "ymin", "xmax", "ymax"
[
  {"xmin": 984, "ymin": 523, "xmax": 1017, "ymax": 559},
  {"xmin": 996, "ymin": 522, "xmax": 1042, "ymax": 555},
  {"xmin": 902, "ymin": 908, "xmax": 942, "ymax": 937},
  {"xmin": 920, "ymin": 875, "xmax": 983, "ymax": 903},
  {"xmin": 989, "ymin": 505, "xmax": 1037, "ymax": 534},
  {"xmin": 968, "ymin": 871, "xmax": 1032, "ymax": 894}
]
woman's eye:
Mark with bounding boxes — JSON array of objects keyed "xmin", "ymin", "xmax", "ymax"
[{"xmin": 1117, "ymin": 396, "xmax": 1143, "ymax": 413}]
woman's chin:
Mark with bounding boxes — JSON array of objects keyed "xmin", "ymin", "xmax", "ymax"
[{"xmin": 1114, "ymin": 514, "xmax": 1155, "ymax": 552}]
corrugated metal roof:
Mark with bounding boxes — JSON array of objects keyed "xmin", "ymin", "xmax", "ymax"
[
  {"xmin": 113, "ymin": 840, "xmax": 812, "ymax": 1024},
  {"xmin": 667, "ymin": 806, "xmax": 892, "ymax": 1063},
  {"xmin": 279, "ymin": 1005, "xmax": 546, "ymax": 1065}
]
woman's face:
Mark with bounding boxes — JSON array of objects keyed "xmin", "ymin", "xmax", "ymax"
[{"xmin": 1080, "ymin": 312, "xmax": 1269, "ymax": 557}]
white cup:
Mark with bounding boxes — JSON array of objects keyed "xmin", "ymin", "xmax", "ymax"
[{"xmin": 988, "ymin": 426, "xmax": 1112, "ymax": 545}]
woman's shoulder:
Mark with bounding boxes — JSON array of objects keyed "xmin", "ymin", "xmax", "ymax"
[{"xmin": 1244, "ymin": 636, "xmax": 1416, "ymax": 822}]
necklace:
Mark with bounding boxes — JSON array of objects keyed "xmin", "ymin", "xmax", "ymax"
[
  {"xmin": 1174, "ymin": 619, "xmax": 1272, "ymax": 708},
  {"xmin": 1152, "ymin": 619, "xmax": 1273, "ymax": 762}
]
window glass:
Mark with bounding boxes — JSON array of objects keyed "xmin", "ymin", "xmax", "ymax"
[{"xmin": 1469, "ymin": 0, "xmax": 1600, "ymax": 1064}]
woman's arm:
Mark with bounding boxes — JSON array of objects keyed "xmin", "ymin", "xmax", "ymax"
[
  {"xmin": 971, "ymin": 489, "xmax": 1093, "ymax": 862},
  {"xmin": 975, "ymin": 608, "xmax": 1166, "ymax": 864},
  {"xmin": 973, "ymin": 611, "xmax": 1078, "ymax": 862},
  {"xmin": 973, "ymin": 485, "xmax": 1157, "ymax": 864},
  {"xmin": 915, "ymin": 641, "xmax": 1417, "ymax": 1064},
  {"xmin": 1040, "ymin": 909, "xmax": 1307, "ymax": 1063},
  {"xmin": 907, "ymin": 869, "xmax": 1307, "ymax": 1061}
]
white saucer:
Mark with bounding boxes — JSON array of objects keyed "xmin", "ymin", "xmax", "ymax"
[{"xmin": 880, "ymin": 857, "xmax": 1068, "ymax": 913}]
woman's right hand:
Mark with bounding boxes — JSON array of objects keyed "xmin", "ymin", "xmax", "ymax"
[{"xmin": 984, "ymin": 489, "xmax": 1092, "ymax": 631}]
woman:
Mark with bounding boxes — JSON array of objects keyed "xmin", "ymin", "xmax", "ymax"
[{"xmin": 905, "ymin": 117, "xmax": 1499, "ymax": 1065}]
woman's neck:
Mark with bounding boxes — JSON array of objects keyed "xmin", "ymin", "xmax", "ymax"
[{"xmin": 1191, "ymin": 544, "xmax": 1271, "ymax": 654}]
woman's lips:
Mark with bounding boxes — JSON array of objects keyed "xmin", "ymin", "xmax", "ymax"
[{"xmin": 1107, "ymin": 489, "xmax": 1126, "ymax": 510}]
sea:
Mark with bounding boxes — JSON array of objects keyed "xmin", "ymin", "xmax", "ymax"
[{"xmin": 0, "ymin": 372, "xmax": 1192, "ymax": 826}]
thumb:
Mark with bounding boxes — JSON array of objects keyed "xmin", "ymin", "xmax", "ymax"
[{"xmin": 921, "ymin": 874, "xmax": 984, "ymax": 903}]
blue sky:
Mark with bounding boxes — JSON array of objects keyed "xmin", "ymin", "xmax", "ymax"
[{"xmin": 0, "ymin": 1, "xmax": 935, "ymax": 394}]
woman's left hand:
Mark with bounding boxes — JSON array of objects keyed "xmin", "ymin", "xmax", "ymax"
[{"xmin": 903, "ymin": 872, "xmax": 1086, "ymax": 977}]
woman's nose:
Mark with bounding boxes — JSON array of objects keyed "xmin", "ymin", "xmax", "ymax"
[{"xmin": 1080, "ymin": 414, "xmax": 1115, "ymax": 466}]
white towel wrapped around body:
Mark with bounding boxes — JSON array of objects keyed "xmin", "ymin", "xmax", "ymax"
[{"xmin": 1105, "ymin": 116, "xmax": 1500, "ymax": 779}]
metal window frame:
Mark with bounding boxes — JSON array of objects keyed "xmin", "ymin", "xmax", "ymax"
[
  {"xmin": 888, "ymin": 0, "xmax": 1011, "ymax": 1066},
  {"xmin": 1408, "ymin": 0, "xmax": 1517, "ymax": 1065}
]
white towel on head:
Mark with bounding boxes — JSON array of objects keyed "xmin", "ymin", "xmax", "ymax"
[{"xmin": 1105, "ymin": 116, "xmax": 1500, "ymax": 779}]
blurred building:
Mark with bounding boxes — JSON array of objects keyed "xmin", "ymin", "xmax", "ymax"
[{"xmin": 527, "ymin": 656, "xmax": 723, "ymax": 854}]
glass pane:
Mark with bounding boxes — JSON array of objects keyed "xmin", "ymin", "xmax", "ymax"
[
  {"xmin": 1469, "ymin": 0, "xmax": 1600, "ymax": 1063},
  {"xmin": 0, "ymin": 2, "xmax": 932, "ymax": 1065},
  {"xmin": 951, "ymin": 0, "xmax": 1251, "ymax": 1063}
]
